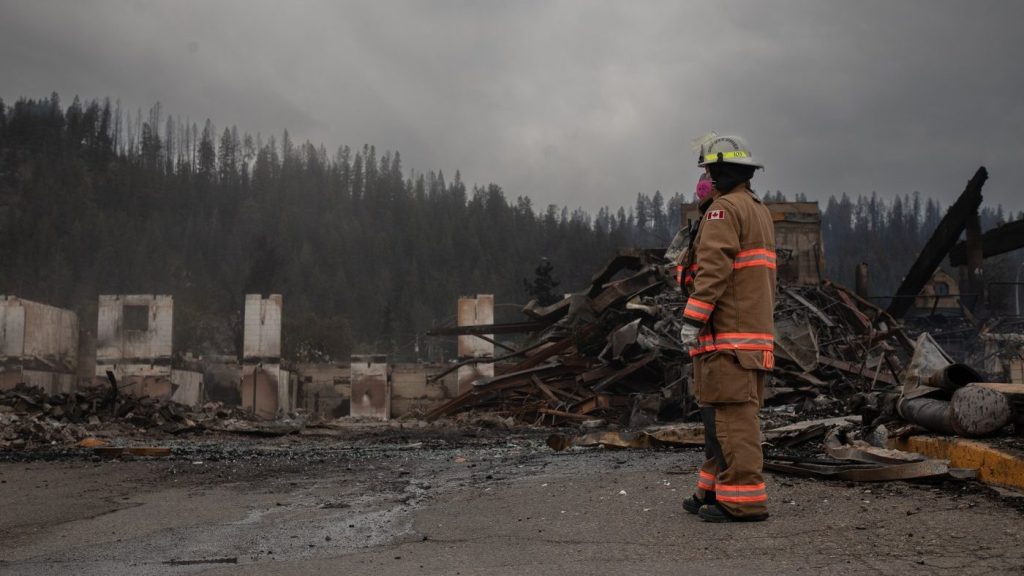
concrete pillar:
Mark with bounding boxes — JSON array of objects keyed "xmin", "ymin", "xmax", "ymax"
[
  {"xmin": 241, "ymin": 294, "xmax": 286, "ymax": 416},
  {"xmin": 457, "ymin": 294, "xmax": 495, "ymax": 394}
]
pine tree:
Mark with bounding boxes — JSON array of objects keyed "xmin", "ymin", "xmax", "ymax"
[{"xmin": 523, "ymin": 258, "xmax": 561, "ymax": 306}]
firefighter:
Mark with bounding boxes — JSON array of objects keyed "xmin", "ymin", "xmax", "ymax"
[
  {"xmin": 676, "ymin": 174, "xmax": 715, "ymax": 289},
  {"xmin": 678, "ymin": 134, "xmax": 776, "ymax": 522}
]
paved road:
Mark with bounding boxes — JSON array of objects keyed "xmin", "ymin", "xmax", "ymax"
[{"xmin": 1, "ymin": 434, "xmax": 1022, "ymax": 575}]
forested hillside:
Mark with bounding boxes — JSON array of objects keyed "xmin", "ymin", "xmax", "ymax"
[{"xmin": 1, "ymin": 94, "xmax": 1020, "ymax": 361}]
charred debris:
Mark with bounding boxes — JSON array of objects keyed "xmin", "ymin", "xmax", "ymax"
[
  {"xmin": 427, "ymin": 167, "xmax": 1024, "ymax": 478},
  {"xmin": 3, "ymin": 167, "xmax": 1023, "ymax": 481}
]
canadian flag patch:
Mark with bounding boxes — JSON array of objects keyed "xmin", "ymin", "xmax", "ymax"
[{"xmin": 707, "ymin": 210, "xmax": 726, "ymax": 221}]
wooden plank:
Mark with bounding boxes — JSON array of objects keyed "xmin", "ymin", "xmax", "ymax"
[
  {"xmin": 591, "ymin": 269, "xmax": 661, "ymax": 314},
  {"xmin": 530, "ymin": 375, "xmax": 561, "ymax": 407},
  {"xmin": 828, "ymin": 281, "xmax": 915, "ymax": 352},
  {"xmin": 591, "ymin": 352, "xmax": 658, "ymax": 392},
  {"xmin": 427, "ymin": 321, "xmax": 549, "ymax": 336},
  {"xmin": 571, "ymin": 394, "xmax": 611, "ymax": 415},
  {"xmin": 536, "ymin": 407, "xmax": 593, "ymax": 421},
  {"xmin": 471, "ymin": 333, "xmax": 516, "ymax": 353},
  {"xmin": 504, "ymin": 323, "xmax": 601, "ymax": 373},
  {"xmin": 424, "ymin": 366, "xmax": 558, "ymax": 419}
]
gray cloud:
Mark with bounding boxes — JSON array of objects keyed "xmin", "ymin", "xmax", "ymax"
[{"xmin": 2, "ymin": 0, "xmax": 1022, "ymax": 213}]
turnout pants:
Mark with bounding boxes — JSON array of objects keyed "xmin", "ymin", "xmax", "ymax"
[{"xmin": 692, "ymin": 351, "xmax": 768, "ymax": 517}]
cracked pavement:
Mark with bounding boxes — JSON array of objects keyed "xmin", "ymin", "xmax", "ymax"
[{"xmin": 1, "ymin": 428, "xmax": 1022, "ymax": 575}]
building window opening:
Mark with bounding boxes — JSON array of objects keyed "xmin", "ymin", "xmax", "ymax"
[{"xmin": 124, "ymin": 305, "xmax": 150, "ymax": 331}]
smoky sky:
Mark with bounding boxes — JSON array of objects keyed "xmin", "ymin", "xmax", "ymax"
[{"xmin": 2, "ymin": 0, "xmax": 1023, "ymax": 213}]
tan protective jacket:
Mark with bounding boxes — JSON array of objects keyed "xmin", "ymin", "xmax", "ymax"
[{"xmin": 682, "ymin": 185, "xmax": 777, "ymax": 370}]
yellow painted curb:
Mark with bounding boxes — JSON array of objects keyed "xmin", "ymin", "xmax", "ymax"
[{"xmin": 893, "ymin": 435, "xmax": 1024, "ymax": 491}]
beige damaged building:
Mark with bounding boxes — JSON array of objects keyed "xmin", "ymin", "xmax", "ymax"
[
  {"xmin": 0, "ymin": 296, "xmax": 79, "ymax": 394},
  {"xmin": 240, "ymin": 294, "xmax": 296, "ymax": 418},
  {"xmin": 95, "ymin": 294, "xmax": 203, "ymax": 404}
]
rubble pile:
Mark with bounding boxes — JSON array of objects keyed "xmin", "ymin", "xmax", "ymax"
[
  {"xmin": 765, "ymin": 280, "xmax": 915, "ymax": 421},
  {"xmin": 428, "ymin": 249, "xmax": 691, "ymax": 427},
  {"xmin": 0, "ymin": 383, "xmax": 264, "ymax": 450},
  {"xmin": 426, "ymin": 246, "xmax": 921, "ymax": 429}
]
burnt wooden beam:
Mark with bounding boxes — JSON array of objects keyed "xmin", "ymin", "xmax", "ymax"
[
  {"xmin": 963, "ymin": 211, "xmax": 985, "ymax": 310},
  {"xmin": 427, "ymin": 320, "xmax": 550, "ymax": 336},
  {"xmin": 886, "ymin": 166, "xmax": 987, "ymax": 319},
  {"xmin": 948, "ymin": 218, "xmax": 1024, "ymax": 266}
]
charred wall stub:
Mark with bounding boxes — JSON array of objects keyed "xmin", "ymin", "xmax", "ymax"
[
  {"xmin": 0, "ymin": 295, "xmax": 79, "ymax": 394},
  {"xmin": 94, "ymin": 295, "xmax": 203, "ymax": 404},
  {"xmin": 350, "ymin": 354, "xmax": 390, "ymax": 420},
  {"xmin": 457, "ymin": 294, "xmax": 495, "ymax": 394},
  {"xmin": 240, "ymin": 294, "xmax": 291, "ymax": 418}
]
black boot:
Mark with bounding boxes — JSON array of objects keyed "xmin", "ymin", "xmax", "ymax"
[
  {"xmin": 698, "ymin": 503, "xmax": 768, "ymax": 523},
  {"xmin": 683, "ymin": 492, "xmax": 714, "ymax": 515}
]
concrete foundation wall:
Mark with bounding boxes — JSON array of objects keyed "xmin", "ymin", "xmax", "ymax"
[
  {"xmin": 0, "ymin": 369, "xmax": 75, "ymax": 395},
  {"xmin": 350, "ymin": 355, "xmax": 389, "ymax": 420},
  {"xmin": 291, "ymin": 362, "xmax": 457, "ymax": 419},
  {"xmin": 391, "ymin": 363, "xmax": 452, "ymax": 417},
  {"xmin": 106, "ymin": 374, "xmax": 174, "ymax": 400},
  {"xmin": 392, "ymin": 365, "xmax": 427, "ymax": 399},
  {"xmin": 24, "ymin": 370, "xmax": 76, "ymax": 395},
  {"xmin": 295, "ymin": 363, "xmax": 349, "ymax": 419},
  {"xmin": 240, "ymin": 364, "xmax": 285, "ymax": 418}
]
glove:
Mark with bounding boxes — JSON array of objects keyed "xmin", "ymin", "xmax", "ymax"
[{"xmin": 679, "ymin": 323, "xmax": 700, "ymax": 349}]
